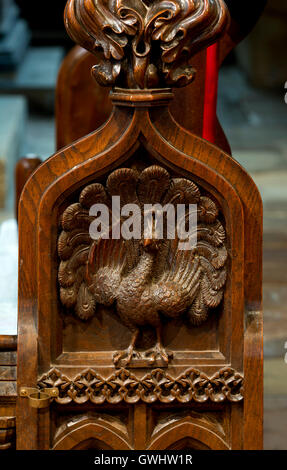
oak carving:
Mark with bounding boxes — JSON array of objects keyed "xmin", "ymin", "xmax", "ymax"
[
  {"xmin": 38, "ymin": 367, "xmax": 243, "ymax": 404},
  {"xmin": 58, "ymin": 165, "xmax": 227, "ymax": 366},
  {"xmin": 65, "ymin": 0, "xmax": 229, "ymax": 88},
  {"xmin": 15, "ymin": 0, "xmax": 263, "ymax": 451}
]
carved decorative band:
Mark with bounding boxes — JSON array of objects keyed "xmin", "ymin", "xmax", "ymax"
[{"xmin": 38, "ymin": 367, "xmax": 244, "ymax": 405}]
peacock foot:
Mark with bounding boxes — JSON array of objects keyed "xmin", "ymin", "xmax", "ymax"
[
  {"xmin": 113, "ymin": 346, "xmax": 141, "ymax": 367},
  {"xmin": 144, "ymin": 343, "xmax": 173, "ymax": 366}
]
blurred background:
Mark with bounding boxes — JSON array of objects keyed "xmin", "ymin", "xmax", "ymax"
[{"xmin": 0, "ymin": 0, "xmax": 286, "ymax": 450}]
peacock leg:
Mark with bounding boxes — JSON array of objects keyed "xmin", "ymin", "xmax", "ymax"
[
  {"xmin": 113, "ymin": 329, "xmax": 140, "ymax": 366},
  {"xmin": 148, "ymin": 326, "xmax": 171, "ymax": 365}
]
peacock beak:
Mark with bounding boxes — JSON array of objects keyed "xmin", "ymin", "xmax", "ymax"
[{"xmin": 143, "ymin": 238, "xmax": 153, "ymax": 248}]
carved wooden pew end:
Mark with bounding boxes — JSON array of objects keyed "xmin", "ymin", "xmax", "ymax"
[{"xmin": 15, "ymin": 0, "xmax": 263, "ymax": 450}]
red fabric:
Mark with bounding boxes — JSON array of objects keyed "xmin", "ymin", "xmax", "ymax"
[{"xmin": 202, "ymin": 43, "xmax": 219, "ymax": 144}]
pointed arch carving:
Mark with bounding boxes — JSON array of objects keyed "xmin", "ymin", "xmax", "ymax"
[{"xmin": 53, "ymin": 418, "xmax": 132, "ymax": 450}]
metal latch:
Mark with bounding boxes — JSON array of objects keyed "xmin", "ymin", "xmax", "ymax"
[{"xmin": 20, "ymin": 387, "xmax": 59, "ymax": 409}]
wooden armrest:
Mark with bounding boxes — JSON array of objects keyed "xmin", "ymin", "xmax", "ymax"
[{"xmin": 0, "ymin": 335, "xmax": 17, "ymax": 351}]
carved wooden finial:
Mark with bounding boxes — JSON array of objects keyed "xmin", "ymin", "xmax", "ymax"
[{"xmin": 65, "ymin": 0, "xmax": 229, "ymax": 89}]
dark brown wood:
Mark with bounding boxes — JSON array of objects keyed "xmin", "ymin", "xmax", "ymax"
[
  {"xmin": 16, "ymin": 0, "xmax": 263, "ymax": 451},
  {"xmin": 56, "ymin": 46, "xmax": 112, "ymax": 151},
  {"xmin": 15, "ymin": 156, "xmax": 42, "ymax": 220},
  {"xmin": 0, "ymin": 336, "xmax": 17, "ymax": 352},
  {"xmin": 0, "ymin": 339, "xmax": 17, "ymax": 451},
  {"xmin": 0, "ymin": 416, "xmax": 16, "ymax": 450}
]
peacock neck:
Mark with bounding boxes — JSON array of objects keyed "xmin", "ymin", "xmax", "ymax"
[{"xmin": 134, "ymin": 250, "xmax": 156, "ymax": 284}]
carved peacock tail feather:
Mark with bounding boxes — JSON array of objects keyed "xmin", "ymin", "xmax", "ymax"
[
  {"xmin": 163, "ymin": 178, "xmax": 201, "ymax": 205},
  {"xmin": 107, "ymin": 168, "xmax": 139, "ymax": 205},
  {"xmin": 58, "ymin": 183, "xmax": 110, "ymax": 320},
  {"xmin": 137, "ymin": 166, "xmax": 170, "ymax": 206}
]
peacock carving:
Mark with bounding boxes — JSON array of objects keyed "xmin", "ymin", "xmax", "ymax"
[{"xmin": 58, "ymin": 165, "xmax": 227, "ymax": 366}]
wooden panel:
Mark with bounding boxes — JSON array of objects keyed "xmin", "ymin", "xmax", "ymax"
[{"xmin": 0, "ymin": 367, "xmax": 17, "ymax": 381}]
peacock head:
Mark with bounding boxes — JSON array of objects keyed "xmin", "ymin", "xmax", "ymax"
[
  {"xmin": 141, "ymin": 210, "xmax": 164, "ymax": 253},
  {"xmin": 142, "ymin": 237, "xmax": 162, "ymax": 253}
]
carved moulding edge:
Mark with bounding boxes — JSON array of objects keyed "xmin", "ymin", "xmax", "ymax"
[{"xmin": 38, "ymin": 366, "xmax": 244, "ymax": 405}]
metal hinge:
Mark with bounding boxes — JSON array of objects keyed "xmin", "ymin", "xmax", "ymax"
[{"xmin": 20, "ymin": 387, "xmax": 59, "ymax": 409}]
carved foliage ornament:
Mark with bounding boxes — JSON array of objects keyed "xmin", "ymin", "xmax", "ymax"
[
  {"xmin": 58, "ymin": 165, "xmax": 227, "ymax": 366},
  {"xmin": 65, "ymin": 0, "xmax": 229, "ymax": 88},
  {"xmin": 38, "ymin": 367, "xmax": 243, "ymax": 404}
]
